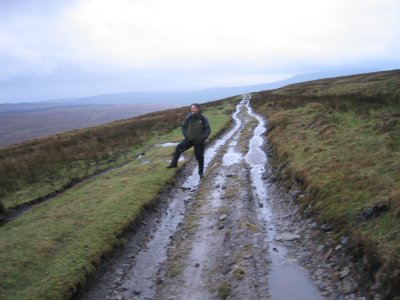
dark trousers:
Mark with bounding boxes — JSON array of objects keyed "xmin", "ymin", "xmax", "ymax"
[{"xmin": 172, "ymin": 139, "xmax": 205, "ymax": 174}]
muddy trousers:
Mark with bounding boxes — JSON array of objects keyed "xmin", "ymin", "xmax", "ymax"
[{"xmin": 171, "ymin": 139, "xmax": 205, "ymax": 175}]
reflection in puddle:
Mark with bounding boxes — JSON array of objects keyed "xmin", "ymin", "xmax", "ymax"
[
  {"xmin": 180, "ymin": 172, "xmax": 227, "ymax": 299},
  {"xmin": 222, "ymin": 151, "xmax": 242, "ymax": 166},
  {"xmin": 120, "ymin": 188, "xmax": 192, "ymax": 299},
  {"xmin": 156, "ymin": 142, "xmax": 179, "ymax": 147},
  {"xmin": 244, "ymin": 96, "xmax": 323, "ymax": 300}
]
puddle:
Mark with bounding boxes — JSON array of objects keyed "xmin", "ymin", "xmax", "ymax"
[
  {"xmin": 137, "ymin": 146, "xmax": 184, "ymax": 164},
  {"xmin": 179, "ymin": 172, "xmax": 227, "ymax": 299},
  {"xmin": 120, "ymin": 189, "xmax": 191, "ymax": 299},
  {"xmin": 156, "ymin": 142, "xmax": 179, "ymax": 147},
  {"xmin": 244, "ymin": 97, "xmax": 323, "ymax": 300},
  {"xmin": 222, "ymin": 135, "xmax": 242, "ymax": 166},
  {"xmin": 222, "ymin": 150, "xmax": 242, "ymax": 166}
]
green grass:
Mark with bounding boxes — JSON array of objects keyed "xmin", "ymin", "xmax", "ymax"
[
  {"xmin": 0, "ymin": 101, "xmax": 236, "ymax": 300},
  {"xmin": 263, "ymin": 102, "xmax": 400, "ymax": 221},
  {"xmin": 217, "ymin": 281, "xmax": 231, "ymax": 300},
  {"xmin": 2, "ymin": 153, "xmax": 138, "ymax": 210}
]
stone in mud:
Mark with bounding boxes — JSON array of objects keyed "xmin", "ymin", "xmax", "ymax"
[
  {"xmin": 289, "ymin": 188, "xmax": 302, "ymax": 199},
  {"xmin": 316, "ymin": 245, "xmax": 325, "ymax": 253},
  {"xmin": 339, "ymin": 268, "xmax": 350, "ymax": 278},
  {"xmin": 318, "ymin": 280, "xmax": 331, "ymax": 290},
  {"xmin": 323, "ymin": 248, "xmax": 334, "ymax": 260},
  {"xmin": 275, "ymin": 233, "xmax": 301, "ymax": 241},
  {"xmin": 219, "ymin": 214, "xmax": 228, "ymax": 221},
  {"xmin": 340, "ymin": 236, "xmax": 349, "ymax": 245},
  {"xmin": 111, "ymin": 293, "xmax": 124, "ymax": 300},
  {"xmin": 320, "ymin": 224, "xmax": 333, "ymax": 232},
  {"xmin": 314, "ymin": 268, "xmax": 325, "ymax": 277},
  {"xmin": 243, "ymin": 253, "xmax": 253, "ymax": 259},
  {"xmin": 269, "ymin": 175, "xmax": 278, "ymax": 182},
  {"xmin": 335, "ymin": 244, "xmax": 342, "ymax": 251},
  {"xmin": 359, "ymin": 199, "xmax": 390, "ymax": 221},
  {"xmin": 342, "ymin": 276, "xmax": 357, "ymax": 294}
]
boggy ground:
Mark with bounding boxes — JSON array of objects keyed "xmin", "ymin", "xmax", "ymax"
[{"xmin": 76, "ymin": 101, "xmax": 382, "ymax": 300}]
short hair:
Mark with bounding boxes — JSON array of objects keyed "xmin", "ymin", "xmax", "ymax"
[{"xmin": 191, "ymin": 103, "xmax": 202, "ymax": 112}]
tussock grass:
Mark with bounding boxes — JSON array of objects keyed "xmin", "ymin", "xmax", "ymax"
[
  {"xmin": 233, "ymin": 266, "xmax": 246, "ymax": 280},
  {"xmin": 217, "ymin": 281, "xmax": 231, "ymax": 300},
  {"xmin": 252, "ymin": 69, "xmax": 400, "ymax": 297},
  {"xmin": 0, "ymin": 98, "xmax": 238, "ymax": 300}
]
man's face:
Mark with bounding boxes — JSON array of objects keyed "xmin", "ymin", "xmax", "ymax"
[{"xmin": 191, "ymin": 105, "xmax": 200, "ymax": 115}]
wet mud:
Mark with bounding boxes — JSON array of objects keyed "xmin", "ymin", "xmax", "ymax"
[{"xmin": 76, "ymin": 97, "xmax": 382, "ymax": 300}]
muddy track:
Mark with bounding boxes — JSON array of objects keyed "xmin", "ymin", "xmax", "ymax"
[{"xmin": 76, "ymin": 98, "xmax": 382, "ymax": 300}]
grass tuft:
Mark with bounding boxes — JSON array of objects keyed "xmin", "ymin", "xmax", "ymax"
[{"xmin": 217, "ymin": 281, "xmax": 231, "ymax": 300}]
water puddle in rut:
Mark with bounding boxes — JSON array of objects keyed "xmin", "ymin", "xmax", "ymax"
[{"xmin": 244, "ymin": 98, "xmax": 323, "ymax": 300}]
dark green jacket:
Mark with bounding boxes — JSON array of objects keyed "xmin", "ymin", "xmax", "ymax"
[{"xmin": 181, "ymin": 113, "xmax": 211, "ymax": 144}]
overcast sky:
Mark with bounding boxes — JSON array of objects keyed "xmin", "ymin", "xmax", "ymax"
[{"xmin": 0, "ymin": 0, "xmax": 399, "ymax": 103}]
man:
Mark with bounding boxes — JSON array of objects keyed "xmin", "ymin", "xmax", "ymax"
[{"xmin": 167, "ymin": 103, "xmax": 211, "ymax": 178}]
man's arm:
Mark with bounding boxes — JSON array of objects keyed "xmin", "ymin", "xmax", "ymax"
[
  {"xmin": 181, "ymin": 115, "xmax": 190, "ymax": 138},
  {"xmin": 202, "ymin": 116, "xmax": 211, "ymax": 140}
]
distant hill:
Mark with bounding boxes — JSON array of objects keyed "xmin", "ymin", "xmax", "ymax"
[
  {"xmin": 49, "ymin": 69, "xmax": 378, "ymax": 106},
  {"xmin": 0, "ymin": 103, "xmax": 172, "ymax": 148}
]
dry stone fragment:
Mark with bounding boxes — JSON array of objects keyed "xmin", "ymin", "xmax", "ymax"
[{"xmin": 275, "ymin": 233, "xmax": 301, "ymax": 241}]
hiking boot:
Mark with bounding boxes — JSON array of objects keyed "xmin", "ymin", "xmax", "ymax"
[
  {"xmin": 199, "ymin": 173, "xmax": 204, "ymax": 178},
  {"xmin": 166, "ymin": 163, "xmax": 178, "ymax": 169}
]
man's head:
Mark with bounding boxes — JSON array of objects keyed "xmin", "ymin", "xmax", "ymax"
[{"xmin": 190, "ymin": 103, "xmax": 201, "ymax": 115}]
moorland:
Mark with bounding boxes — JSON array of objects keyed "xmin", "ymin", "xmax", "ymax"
[{"xmin": 1, "ymin": 69, "xmax": 399, "ymax": 299}]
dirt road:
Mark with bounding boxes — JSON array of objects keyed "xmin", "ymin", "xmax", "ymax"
[{"xmin": 76, "ymin": 98, "xmax": 379, "ymax": 300}]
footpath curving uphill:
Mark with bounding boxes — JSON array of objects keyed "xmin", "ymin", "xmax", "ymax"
[{"xmin": 77, "ymin": 97, "xmax": 382, "ymax": 300}]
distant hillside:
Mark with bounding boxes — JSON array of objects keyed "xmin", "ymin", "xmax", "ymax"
[
  {"xmin": 50, "ymin": 69, "xmax": 378, "ymax": 106},
  {"xmin": 0, "ymin": 103, "xmax": 172, "ymax": 148}
]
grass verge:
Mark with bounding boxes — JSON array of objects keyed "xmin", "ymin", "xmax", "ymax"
[{"xmin": 251, "ymin": 70, "xmax": 400, "ymax": 297}]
